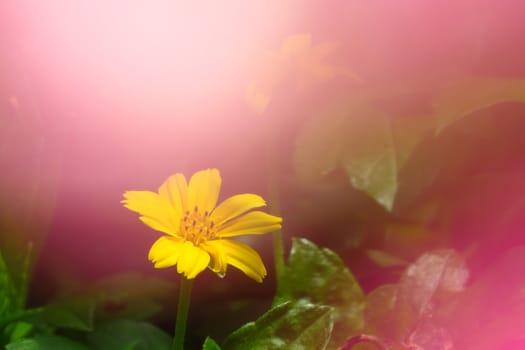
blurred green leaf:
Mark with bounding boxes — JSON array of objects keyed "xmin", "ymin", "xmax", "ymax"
[
  {"xmin": 41, "ymin": 298, "xmax": 96, "ymax": 331},
  {"xmin": 0, "ymin": 104, "xmax": 57, "ymax": 338},
  {"xmin": 433, "ymin": 78, "xmax": 525, "ymax": 133},
  {"xmin": 0, "ymin": 82, "xmax": 61, "ymax": 316},
  {"xmin": 6, "ymin": 335, "xmax": 90, "ymax": 350},
  {"xmin": 0, "ymin": 124, "xmax": 60, "ymax": 292},
  {"xmin": 3, "ymin": 322, "xmax": 33, "ymax": 343},
  {"xmin": 364, "ymin": 250, "xmax": 467, "ymax": 345},
  {"xmin": 294, "ymin": 78, "xmax": 525, "ymax": 211},
  {"xmin": 222, "ymin": 301, "xmax": 333, "ymax": 350},
  {"xmin": 202, "ymin": 337, "xmax": 222, "ymax": 350},
  {"xmin": 86, "ymin": 319, "xmax": 171, "ymax": 350},
  {"xmin": 339, "ymin": 110, "xmax": 399, "ymax": 211},
  {"xmin": 397, "ymin": 249, "xmax": 468, "ymax": 319},
  {"xmin": 366, "ymin": 250, "xmax": 407, "ymax": 268},
  {"xmin": 2, "ymin": 298, "xmax": 95, "ymax": 333},
  {"xmin": 363, "ymin": 284, "xmax": 398, "ymax": 340},
  {"xmin": 275, "ymin": 238, "xmax": 364, "ymax": 349},
  {"xmin": 383, "ymin": 222, "xmax": 438, "ymax": 261},
  {"xmin": 0, "ymin": 243, "xmax": 33, "ymax": 323},
  {"xmin": 0, "ymin": 249, "xmax": 16, "ymax": 318},
  {"xmin": 406, "ymin": 318, "xmax": 453, "ymax": 350},
  {"xmin": 14, "ymin": 244, "xmax": 32, "ymax": 311},
  {"xmin": 86, "ymin": 272, "xmax": 175, "ymax": 321},
  {"xmin": 294, "ymin": 100, "xmax": 347, "ymax": 185},
  {"xmin": 0, "ymin": 246, "xmax": 32, "ymax": 345},
  {"xmin": 294, "ymin": 98, "xmax": 431, "ymax": 211}
]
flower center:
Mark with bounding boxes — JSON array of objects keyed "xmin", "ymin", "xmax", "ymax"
[{"xmin": 179, "ymin": 206, "xmax": 216, "ymax": 245}]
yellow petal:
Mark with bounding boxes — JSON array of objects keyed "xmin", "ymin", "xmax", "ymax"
[
  {"xmin": 176, "ymin": 241, "xmax": 210, "ymax": 279},
  {"xmin": 122, "ymin": 191, "xmax": 177, "ymax": 235},
  {"xmin": 148, "ymin": 236, "xmax": 184, "ymax": 268},
  {"xmin": 201, "ymin": 241, "xmax": 228, "ymax": 276},
  {"xmin": 138, "ymin": 216, "xmax": 176, "ymax": 235},
  {"xmin": 217, "ymin": 211, "xmax": 282, "ymax": 238},
  {"xmin": 158, "ymin": 173, "xmax": 188, "ymax": 219},
  {"xmin": 211, "ymin": 194, "xmax": 266, "ymax": 227},
  {"xmin": 206, "ymin": 239, "xmax": 267, "ymax": 282},
  {"xmin": 187, "ymin": 169, "xmax": 221, "ymax": 215}
]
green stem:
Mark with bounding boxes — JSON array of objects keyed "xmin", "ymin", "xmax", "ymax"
[
  {"xmin": 272, "ymin": 229, "xmax": 284, "ymax": 280},
  {"xmin": 266, "ymin": 137, "xmax": 285, "ymax": 282},
  {"xmin": 173, "ymin": 276, "xmax": 193, "ymax": 350}
]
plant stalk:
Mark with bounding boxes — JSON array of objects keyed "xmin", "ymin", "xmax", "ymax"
[
  {"xmin": 266, "ymin": 137, "xmax": 285, "ymax": 281},
  {"xmin": 173, "ymin": 276, "xmax": 193, "ymax": 350}
]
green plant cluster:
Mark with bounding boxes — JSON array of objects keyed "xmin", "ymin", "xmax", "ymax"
[
  {"xmin": 3, "ymin": 237, "xmax": 525, "ymax": 349},
  {"xmin": 3, "ymin": 47, "xmax": 525, "ymax": 350}
]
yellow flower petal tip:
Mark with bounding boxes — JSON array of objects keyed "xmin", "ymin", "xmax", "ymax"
[{"xmin": 122, "ymin": 169, "xmax": 282, "ymax": 282}]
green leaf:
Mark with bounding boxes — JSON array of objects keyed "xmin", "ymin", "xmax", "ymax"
[
  {"xmin": 86, "ymin": 319, "xmax": 171, "ymax": 350},
  {"xmin": 364, "ymin": 250, "xmax": 468, "ymax": 343},
  {"xmin": 363, "ymin": 284, "xmax": 399, "ymax": 340},
  {"xmin": 294, "ymin": 98, "xmax": 430, "ymax": 211},
  {"xmin": 3, "ymin": 322, "xmax": 33, "ymax": 343},
  {"xmin": 86, "ymin": 272, "xmax": 175, "ymax": 321},
  {"xmin": 1, "ymin": 244, "xmax": 35, "ymax": 317},
  {"xmin": 366, "ymin": 249, "xmax": 408, "ymax": 268},
  {"xmin": 15, "ymin": 243, "xmax": 33, "ymax": 311},
  {"xmin": 397, "ymin": 249, "xmax": 468, "ymax": 319},
  {"xmin": 41, "ymin": 298, "xmax": 96, "ymax": 331},
  {"xmin": 275, "ymin": 238, "xmax": 364, "ymax": 349},
  {"xmin": 406, "ymin": 318, "xmax": 454, "ymax": 350},
  {"xmin": 339, "ymin": 110, "xmax": 399, "ymax": 211},
  {"xmin": 294, "ymin": 100, "xmax": 348, "ymax": 185},
  {"xmin": 3, "ymin": 298, "xmax": 96, "ymax": 332},
  {"xmin": 0, "ymin": 104, "xmax": 61, "ymax": 303},
  {"xmin": 222, "ymin": 301, "xmax": 333, "ymax": 350},
  {"xmin": 6, "ymin": 335, "xmax": 90, "ymax": 350},
  {"xmin": 0, "ymin": 249, "xmax": 16, "ymax": 318},
  {"xmin": 0, "ymin": 244, "xmax": 34, "ymax": 321},
  {"xmin": 202, "ymin": 337, "xmax": 222, "ymax": 350},
  {"xmin": 294, "ymin": 78, "xmax": 525, "ymax": 212},
  {"xmin": 432, "ymin": 78, "xmax": 525, "ymax": 133}
]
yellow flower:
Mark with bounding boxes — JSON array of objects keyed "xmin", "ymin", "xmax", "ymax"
[
  {"xmin": 246, "ymin": 34, "xmax": 361, "ymax": 114},
  {"xmin": 122, "ymin": 169, "xmax": 282, "ymax": 282}
]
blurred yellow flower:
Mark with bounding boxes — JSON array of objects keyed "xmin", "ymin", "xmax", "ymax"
[
  {"xmin": 247, "ymin": 34, "xmax": 360, "ymax": 114},
  {"xmin": 122, "ymin": 169, "xmax": 282, "ymax": 282}
]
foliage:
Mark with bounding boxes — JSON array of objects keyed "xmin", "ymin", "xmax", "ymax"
[
  {"xmin": 222, "ymin": 301, "xmax": 333, "ymax": 350},
  {"xmin": 202, "ymin": 337, "xmax": 221, "ymax": 350},
  {"xmin": 85, "ymin": 319, "xmax": 172, "ymax": 350},
  {"xmin": 2, "ymin": 12, "xmax": 525, "ymax": 349},
  {"xmin": 6, "ymin": 335, "xmax": 91, "ymax": 350},
  {"xmin": 275, "ymin": 239, "xmax": 364, "ymax": 349}
]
